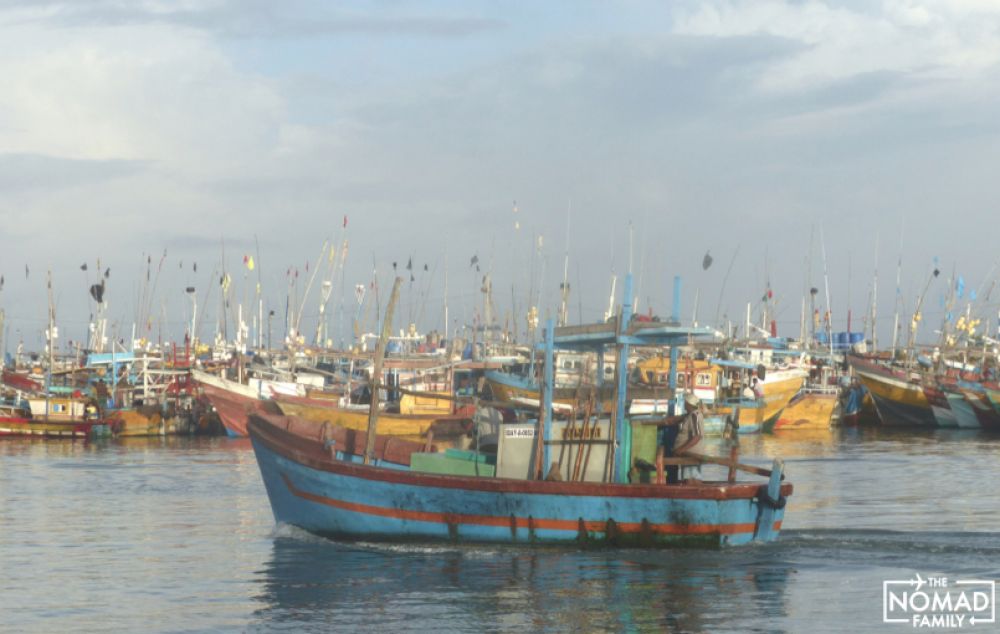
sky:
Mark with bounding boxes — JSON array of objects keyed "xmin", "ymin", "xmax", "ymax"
[{"xmin": 2, "ymin": 0, "xmax": 1000, "ymax": 352}]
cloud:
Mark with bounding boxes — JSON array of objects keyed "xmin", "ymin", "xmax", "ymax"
[
  {"xmin": 672, "ymin": 0, "xmax": 1000, "ymax": 92},
  {"xmin": 0, "ymin": 21, "xmax": 285, "ymax": 171},
  {"xmin": 2, "ymin": 0, "xmax": 505, "ymax": 39},
  {"xmin": 0, "ymin": 152, "xmax": 146, "ymax": 192},
  {"xmin": 2, "ymin": 1, "xmax": 1000, "ymax": 345}
]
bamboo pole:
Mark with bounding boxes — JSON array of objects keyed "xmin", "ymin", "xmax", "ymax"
[{"xmin": 364, "ymin": 277, "xmax": 402, "ymax": 465}]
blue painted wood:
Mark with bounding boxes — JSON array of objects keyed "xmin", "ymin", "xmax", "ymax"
[
  {"xmin": 484, "ymin": 370, "xmax": 539, "ymax": 392},
  {"xmin": 668, "ymin": 275, "xmax": 681, "ymax": 417},
  {"xmin": 755, "ymin": 458, "xmax": 785, "ymax": 542},
  {"xmin": 614, "ymin": 274, "xmax": 633, "ymax": 482},
  {"xmin": 542, "ymin": 319, "xmax": 555, "ymax": 477},
  {"xmin": 249, "ymin": 416, "xmax": 789, "ymax": 548},
  {"xmin": 595, "ymin": 347, "xmax": 605, "ymax": 419}
]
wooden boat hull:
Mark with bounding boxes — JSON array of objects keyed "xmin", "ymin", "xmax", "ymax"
[
  {"xmin": 26, "ymin": 397, "xmax": 88, "ymax": 422},
  {"xmin": 772, "ymin": 391, "xmax": 839, "ymax": 431},
  {"xmin": 107, "ymin": 409, "xmax": 197, "ymax": 437},
  {"xmin": 485, "ymin": 371, "xmax": 613, "ymax": 412},
  {"xmin": 851, "ymin": 360, "xmax": 936, "ymax": 426},
  {"xmin": 704, "ymin": 401, "xmax": 771, "ymax": 435},
  {"xmin": 248, "ymin": 413, "xmax": 790, "ymax": 548},
  {"xmin": 924, "ymin": 385, "xmax": 958, "ymax": 428},
  {"xmin": 198, "ymin": 382, "xmax": 264, "ymax": 437},
  {"xmin": 399, "ymin": 391, "xmax": 452, "ymax": 416},
  {"xmin": 756, "ymin": 373, "xmax": 806, "ymax": 432},
  {"xmin": 707, "ymin": 373, "xmax": 804, "ymax": 435},
  {"xmin": 959, "ymin": 387, "xmax": 1000, "ymax": 430},
  {"xmin": 942, "ymin": 390, "xmax": 980, "ymax": 429},
  {"xmin": 0, "ymin": 415, "xmax": 109, "ymax": 438},
  {"xmin": 273, "ymin": 394, "xmax": 466, "ymax": 446},
  {"xmin": 983, "ymin": 385, "xmax": 1000, "ymax": 418}
]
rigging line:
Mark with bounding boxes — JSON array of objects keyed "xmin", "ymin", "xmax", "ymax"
[{"xmin": 713, "ymin": 246, "xmax": 741, "ymax": 329}]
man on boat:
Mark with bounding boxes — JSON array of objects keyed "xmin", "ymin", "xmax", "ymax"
[{"xmin": 673, "ymin": 392, "xmax": 704, "ymax": 483}]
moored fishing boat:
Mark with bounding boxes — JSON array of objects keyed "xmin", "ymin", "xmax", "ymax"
[
  {"xmin": 0, "ymin": 417, "xmax": 109, "ymax": 438},
  {"xmin": 192, "ymin": 368, "xmax": 296, "ymax": 437},
  {"xmin": 271, "ymin": 391, "xmax": 469, "ymax": 446},
  {"xmin": 772, "ymin": 354, "xmax": 847, "ymax": 431},
  {"xmin": 631, "ymin": 358, "xmax": 805, "ymax": 435},
  {"xmin": 484, "ymin": 368, "xmax": 614, "ymax": 413},
  {"xmin": 771, "ymin": 387, "xmax": 840, "ymax": 431},
  {"xmin": 923, "ymin": 383, "xmax": 958, "ymax": 428},
  {"xmin": 954, "ymin": 384, "xmax": 1000, "ymax": 430},
  {"xmin": 939, "ymin": 385, "xmax": 979, "ymax": 429},
  {"xmin": 0, "ymin": 403, "xmax": 110, "ymax": 438},
  {"xmin": 726, "ymin": 366, "xmax": 805, "ymax": 433},
  {"xmin": 106, "ymin": 407, "xmax": 199, "ymax": 437},
  {"xmin": 849, "ymin": 356, "xmax": 937, "ymax": 426}
]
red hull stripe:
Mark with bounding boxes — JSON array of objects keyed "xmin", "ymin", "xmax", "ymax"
[{"xmin": 280, "ymin": 473, "xmax": 781, "ymax": 536}]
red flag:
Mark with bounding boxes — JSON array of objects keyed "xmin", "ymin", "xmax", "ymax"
[{"xmin": 343, "ymin": 215, "xmax": 348, "ymax": 228}]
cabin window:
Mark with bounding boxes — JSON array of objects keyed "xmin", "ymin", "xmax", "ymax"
[
  {"xmin": 696, "ymin": 373, "xmax": 712, "ymax": 386},
  {"xmin": 677, "ymin": 374, "xmax": 686, "ymax": 387}
]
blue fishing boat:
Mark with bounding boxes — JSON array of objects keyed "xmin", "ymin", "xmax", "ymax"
[
  {"xmin": 249, "ymin": 412, "xmax": 789, "ymax": 547},
  {"xmin": 248, "ymin": 275, "xmax": 793, "ymax": 548}
]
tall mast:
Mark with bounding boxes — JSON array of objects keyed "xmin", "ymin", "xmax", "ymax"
[
  {"xmin": 558, "ymin": 202, "xmax": 571, "ymax": 327},
  {"xmin": 890, "ymin": 219, "xmax": 904, "ymax": 359},
  {"xmin": 443, "ymin": 249, "xmax": 449, "ymax": 341},
  {"xmin": 295, "ymin": 240, "xmax": 328, "ymax": 340},
  {"xmin": 220, "ymin": 238, "xmax": 228, "ymax": 344},
  {"xmin": 871, "ymin": 234, "xmax": 879, "ymax": 351},
  {"xmin": 819, "ymin": 225, "xmax": 834, "ymax": 357},
  {"xmin": 254, "ymin": 234, "xmax": 263, "ymax": 350},
  {"xmin": 846, "ymin": 249, "xmax": 852, "ymax": 335},
  {"xmin": 906, "ymin": 264, "xmax": 939, "ymax": 367},
  {"xmin": 46, "ymin": 270, "xmax": 55, "ymax": 422},
  {"xmin": 806, "ymin": 227, "xmax": 814, "ymax": 347}
]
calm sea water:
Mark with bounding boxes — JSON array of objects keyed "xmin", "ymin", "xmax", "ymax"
[{"xmin": 2, "ymin": 429, "xmax": 998, "ymax": 633}]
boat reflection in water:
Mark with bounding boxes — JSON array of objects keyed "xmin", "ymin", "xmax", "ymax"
[{"xmin": 250, "ymin": 530, "xmax": 793, "ymax": 632}]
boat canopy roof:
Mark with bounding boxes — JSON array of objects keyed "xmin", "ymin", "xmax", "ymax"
[
  {"xmin": 708, "ymin": 358, "xmax": 756, "ymax": 370},
  {"xmin": 87, "ymin": 352, "xmax": 140, "ymax": 365},
  {"xmin": 539, "ymin": 321, "xmax": 720, "ymax": 351}
]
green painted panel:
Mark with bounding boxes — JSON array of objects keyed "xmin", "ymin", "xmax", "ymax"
[
  {"xmin": 411, "ymin": 453, "xmax": 496, "ymax": 477},
  {"xmin": 630, "ymin": 421, "xmax": 659, "ymax": 466}
]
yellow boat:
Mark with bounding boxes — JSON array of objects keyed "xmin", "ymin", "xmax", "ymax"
[
  {"xmin": 485, "ymin": 371, "xmax": 587, "ymax": 409},
  {"xmin": 271, "ymin": 393, "xmax": 469, "ymax": 446},
  {"xmin": 399, "ymin": 391, "xmax": 452, "ymax": 416},
  {"xmin": 772, "ymin": 389, "xmax": 840, "ymax": 430},
  {"xmin": 107, "ymin": 408, "xmax": 197, "ymax": 437},
  {"xmin": 633, "ymin": 357, "xmax": 805, "ymax": 433}
]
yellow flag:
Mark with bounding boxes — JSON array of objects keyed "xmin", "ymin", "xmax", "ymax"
[{"xmin": 247, "ymin": 256, "xmax": 255, "ymax": 271}]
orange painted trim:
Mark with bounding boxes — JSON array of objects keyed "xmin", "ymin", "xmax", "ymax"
[{"xmin": 280, "ymin": 473, "xmax": 780, "ymax": 536}]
